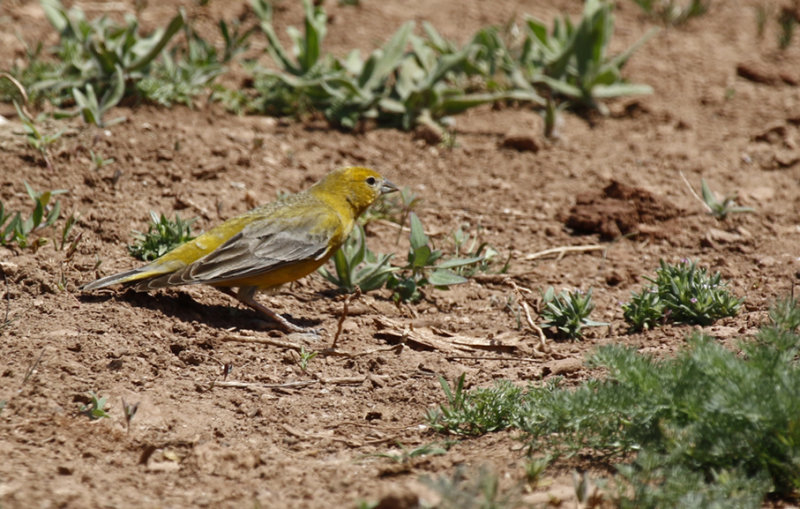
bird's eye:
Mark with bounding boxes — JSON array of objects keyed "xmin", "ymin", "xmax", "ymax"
[{"xmin": 365, "ymin": 176, "xmax": 377, "ymax": 186}]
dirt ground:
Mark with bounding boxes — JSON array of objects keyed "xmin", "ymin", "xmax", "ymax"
[{"xmin": 1, "ymin": 0, "xmax": 800, "ymax": 507}]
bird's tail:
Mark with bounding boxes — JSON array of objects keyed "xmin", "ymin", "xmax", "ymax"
[{"xmin": 80, "ymin": 267, "xmax": 154, "ymax": 291}]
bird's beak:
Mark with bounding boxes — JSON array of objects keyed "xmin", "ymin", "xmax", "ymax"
[{"xmin": 381, "ymin": 179, "xmax": 398, "ymax": 195}]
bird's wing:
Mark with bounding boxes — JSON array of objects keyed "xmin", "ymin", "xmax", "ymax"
[{"xmin": 143, "ymin": 206, "xmax": 341, "ymax": 288}]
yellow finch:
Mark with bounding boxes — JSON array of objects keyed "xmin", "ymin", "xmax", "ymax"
[{"xmin": 82, "ymin": 166, "xmax": 397, "ymax": 332}]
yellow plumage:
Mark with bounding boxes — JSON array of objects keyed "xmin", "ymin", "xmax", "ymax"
[{"xmin": 82, "ymin": 166, "xmax": 397, "ymax": 332}]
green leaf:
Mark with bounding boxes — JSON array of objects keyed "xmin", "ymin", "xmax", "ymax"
[
  {"xmin": 428, "ymin": 269, "xmax": 467, "ymax": 287},
  {"xmin": 409, "ymin": 212, "xmax": 428, "ymax": 251},
  {"xmin": 127, "ymin": 12, "xmax": 185, "ymax": 72},
  {"xmin": 436, "ymin": 256, "xmax": 484, "ymax": 270}
]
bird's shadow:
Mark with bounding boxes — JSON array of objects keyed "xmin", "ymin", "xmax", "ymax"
[{"xmin": 80, "ymin": 288, "xmax": 322, "ymax": 332}]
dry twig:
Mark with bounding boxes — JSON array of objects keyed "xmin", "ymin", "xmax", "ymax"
[
  {"xmin": 525, "ymin": 244, "xmax": 606, "ymax": 261},
  {"xmin": 332, "ymin": 288, "xmax": 360, "ymax": 348}
]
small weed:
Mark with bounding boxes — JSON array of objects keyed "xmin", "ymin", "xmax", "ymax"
[
  {"xmin": 778, "ymin": 5, "xmax": 798, "ymax": 49},
  {"xmin": 121, "ymin": 397, "xmax": 140, "ymax": 432},
  {"xmin": 0, "ymin": 182, "xmax": 65, "ymax": 249},
  {"xmin": 756, "ymin": 5, "xmax": 770, "ymax": 39},
  {"xmin": 127, "ymin": 211, "xmax": 196, "ymax": 261},
  {"xmin": 373, "ymin": 441, "xmax": 453, "ymax": 463},
  {"xmin": 13, "ymin": 102, "xmax": 63, "ymax": 170},
  {"xmin": 623, "ymin": 259, "xmax": 743, "ymax": 332},
  {"xmin": 426, "ymin": 374, "xmax": 526, "ymax": 436},
  {"xmin": 297, "ymin": 346, "xmax": 318, "ymax": 372},
  {"xmin": 539, "ymin": 287, "xmax": 607, "ymax": 340},
  {"xmin": 631, "ymin": 0, "xmax": 710, "ymax": 25},
  {"xmin": 521, "ymin": 0, "xmax": 656, "ymax": 114},
  {"xmin": 620, "ymin": 287, "xmax": 663, "ymax": 332},
  {"xmin": 79, "ymin": 391, "xmax": 110, "ymax": 420},
  {"xmin": 700, "ymin": 179, "xmax": 754, "ymax": 220},
  {"xmin": 138, "ymin": 20, "xmax": 252, "ymax": 108},
  {"xmin": 524, "ymin": 455, "xmax": 552, "ymax": 485},
  {"xmin": 386, "ymin": 213, "xmax": 483, "ymax": 302},
  {"xmin": 361, "ymin": 186, "xmax": 421, "ymax": 231},
  {"xmin": 318, "ymin": 225, "xmax": 396, "ymax": 293},
  {"xmin": 89, "ymin": 150, "xmax": 115, "ymax": 170},
  {"xmin": 451, "ymin": 225, "xmax": 510, "ymax": 276},
  {"xmin": 421, "ymin": 467, "xmax": 520, "ymax": 509}
]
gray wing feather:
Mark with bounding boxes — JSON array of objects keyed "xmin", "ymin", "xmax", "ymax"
[{"xmin": 136, "ymin": 212, "xmax": 335, "ymax": 290}]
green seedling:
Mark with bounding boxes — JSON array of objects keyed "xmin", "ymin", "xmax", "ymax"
[
  {"xmin": 426, "ymin": 374, "xmax": 527, "ymax": 436},
  {"xmin": 127, "ymin": 211, "xmax": 196, "ymax": 261},
  {"xmin": 0, "ymin": 182, "xmax": 65, "ymax": 249},
  {"xmin": 387, "ymin": 213, "xmax": 483, "ymax": 302},
  {"xmin": 539, "ymin": 287, "xmax": 607, "ymax": 340},
  {"xmin": 79, "ymin": 391, "xmax": 110, "ymax": 420},
  {"xmin": 13, "ymin": 101, "xmax": 63, "ymax": 170},
  {"xmin": 699, "ymin": 179, "xmax": 754, "ymax": 220},
  {"xmin": 632, "ymin": 0, "xmax": 710, "ymax": 25},
  {"xmin": 521, "ymin": 0, "xmax": 656, "ymax": 114},
  {"xmin": 138, "ymin": 20, "xmax": 251, "ymax": 108},
  {"xmin": 623, "ymin": 259, "xmax": 743, "ymax": 332},
  {"xmin": 451, "ymin": 225, "xmax": 509, "ymax": 276},
  {"xmin": 298, "ymin": 346, "xmax": 318, "ymax": 372},
  {"xmin": 318, "ymin": 225, "xmax": 396, "ymax": 293},
  {"xmin": 373, "ymin": 441, "xmax": 452, "ymax": 463},
  {"xmin": 779, "ymin": 6, "xmax": 798, "ymax": 49},
  {"xmin": 89, "ymin": 150, "xmax": 115, "ymax": 170},
  {"xmin": 121, "ymin": 397, "xmax": 139, "ymax": 432},
  {"xmin": 421, "ymin": 467, "xmax": 520, "ymax": 509}
]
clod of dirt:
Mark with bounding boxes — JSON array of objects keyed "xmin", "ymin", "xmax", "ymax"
[
  {"xmin": 500, "ymin": 131, "xmax": 541, "ymax": 152},
  {"xmin": 737, "ymin": 61, "xmax": 781, "ymax": 85},
  {"xmin": 564, "ymin": 180, "xmax": 682, "ymax": 240},
  {"xmin": 374, "ymin": 490, "xmax": 419, "ymax": 509},
  {"xmin": 413, "ymin": 123, "xmax": 444, "ymax": 145}
]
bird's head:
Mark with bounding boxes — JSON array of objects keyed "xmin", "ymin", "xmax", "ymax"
[{"xmin": 313, "ymin": 166, "xmax": 398, "ymax": 218}]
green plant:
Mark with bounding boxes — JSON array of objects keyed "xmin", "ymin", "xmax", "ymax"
[
  {"xmin": 13, "ymin": 102, "xmax": 64, "ymax": 170},
  {"xmin": 89, "ymin": 150, "xmax": 115, "ymax": 170},
  {"xmin": 121, "ymin": 398, "xmax": 140, "ymax": 432},
  {"xmin": 779, "ymin": 5, "xmax": 798, "ymax": 49},
  {"xmin": 426, "ymin": 374, "xmax": 527, "ymax": 436},
  {"xmin": 698, "ymin": 179, "xmax": 754, "ymax": 220},
  {"xmin": 421, "ymin": 467, "xmax": 521, "ymax": 509},
  {"xmin": 247, "ymin": 0, "xmax": 541, "ymax": 130},
  {"xmin": 539, "ymin": 287, "xmax": 607, "ymax": 339},
  {"xmin": 387, "ymin": 213, "xmax": 483, "ymax": 302},
  {"xmin": 79, "ymin": 391, "xmax": 110, "ymax": 420},
  {"xmin": 0, "ymin": 182, "xmax": 65, "ymax": 249},
  {"xmin": 451, "ymin": 225, "xmax": 510, "ymax": 276},
  {"xmin": 623, "ymin": 259, "xmax": 743, "ymax": 332},
  {"xmin": 373, "ymin": 441, "xmax": 453, "ymax": 463},
  {"xmin": 520, "ymin": 0, "xmax": 656, "ymax": 114},
  {"xmin": 631, "ymin": 0, "xmax": 710, "ymax": 25},
  {"xmin": 5, "ymin": 0, "xmax": 185, "ymax": 123},
  {"xmin": 318, "ymin": 225, "xmax": 396, "ymax": 293},
  {"xmin": 298, "ymin": 346, "xmax": 318, "ymax": 372},
  {"xmin": 620, "ymin": 287, "xmax": 663, "ymax": 332},
  {"xmin": 361, "ymin": 186, "xmax": 421, "ymax": 229},
  {"xmin": 137, "ymin": 20, "xmax": 252, "ymax": 108},
  {"xmin": 426, "ymin": 306, "xmax": 800, "ymax": 506},
  {"xmin": 127, "ymin": 211, "xmax": 196, "ymax": 261}
]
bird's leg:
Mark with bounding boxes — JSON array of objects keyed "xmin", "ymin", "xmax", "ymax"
[{"xmin": 217, "ymin": 286, "xmax": 308, "ymax": 334}]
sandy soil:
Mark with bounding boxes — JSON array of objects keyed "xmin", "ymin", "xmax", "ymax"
[{"xmin": 1, "ymin": 0, "xmax": 800, "ymax": 507}]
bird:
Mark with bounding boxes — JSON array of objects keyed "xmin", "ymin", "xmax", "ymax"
[{"xmin": 82, "ymin": 166, "xmax": 397, "ymax": 333}]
